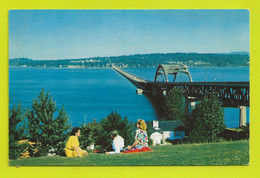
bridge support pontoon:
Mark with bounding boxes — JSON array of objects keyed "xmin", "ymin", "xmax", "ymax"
[
  {"xmin": 239, "ymin": 106, "xmax": 247, "ymax": 127},
  {"xmin": 186, "ymin": 97, "xmax": 196, "ymax": 119},
  {"xmin": 136, "ymin": 88, "xmax": 143, "ymax": 95}
]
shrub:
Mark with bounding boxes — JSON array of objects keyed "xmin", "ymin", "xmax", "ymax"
[
  {"xmin": 188, "ymin": 95, "xmax": 226, "ymax": 143},
  {"xmin": 218, "ymin": 124, "xmax": 249, "ymax": 141},
  {"xmin": 239, "ymin": 123, "xmax": 249, "ymax": 139},
  {"xmin": 146, "ymin": 121, "xmax": 153, "ymax": 146},
  {"xmin": 79, "ymin": 119, "xmax": 102, "ymax": 150},
  {"xmin": 95, "ymin": 111, "xmax": 134, "ymax": 151},
  {"xmin": 166, "ymin": 138, "xmax": 189, "ymax": 145}
]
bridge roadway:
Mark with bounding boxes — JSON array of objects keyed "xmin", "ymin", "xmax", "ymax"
[{"xmin": 113, "ymin": 67, "xmax": 250, "ymax": 107}]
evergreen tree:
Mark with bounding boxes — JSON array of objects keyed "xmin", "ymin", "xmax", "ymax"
[
  {"xmin": 163, "ymin": 88, "xmax": 185, "ymax": 121},
  {"xmin": 189, "ymin": 95, "xmax": 226, "ymax": 142},
  {"xmin": 25, "ymin": 89, "xmax": 71, "ymax": 157},
  {"xmin": 9, "ymin": 102, "xmax": 28, "ymax": 159},
  {"xmin": 95, "ymin": 111, "xmax": 134, "ymax": 151}
]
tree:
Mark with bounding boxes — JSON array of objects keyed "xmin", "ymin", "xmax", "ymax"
[
  {"xmin": 163, "ymin": 88, "xmax": 185, "ymax": 121},
  {"xmin": 25, "ymin": 89, "xmax": 71, "ymax": 157},
  {"xmin": 95, "ymin": 111, "xmax": 134, "ymax": 151},
  {"xmin": 9, "ymin": 102, "xmax": 28, "ymax": 159},
  {"xmin": 189, "ymin": 95, "xmax": 226, "ymax": 142}
]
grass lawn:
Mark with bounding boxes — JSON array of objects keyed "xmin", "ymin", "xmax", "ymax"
[{"xmin": 9, "ymin": 140, "xmax": 249, "ymax": 166}]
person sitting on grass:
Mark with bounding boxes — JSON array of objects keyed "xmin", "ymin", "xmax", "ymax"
[
  {"xmin": 126, "ymin": 119, "xmax": 149, "ymax": 150},
  {"xmin": 65, "ymin": 127, "xmax": 88, "ymax": 157},
  {"xmin": 105, "ymin": 130, "xmax": 124, "ymax": 154}
]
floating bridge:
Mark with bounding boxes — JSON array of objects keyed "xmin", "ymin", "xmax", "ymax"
[{"xmin": 113, "ymin": 65, "xmax": 250, "ymax": 108}]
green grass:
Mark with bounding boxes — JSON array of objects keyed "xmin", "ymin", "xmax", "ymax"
[{"xmin": 10, "ymin": 140, "xmax": 249, "ymax": 166}]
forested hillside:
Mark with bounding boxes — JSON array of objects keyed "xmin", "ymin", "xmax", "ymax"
[{"xmin": 9, "ymin": 52, "xmax": 249, "ymax": 68}]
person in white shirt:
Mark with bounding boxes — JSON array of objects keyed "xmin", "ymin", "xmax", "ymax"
[{"xmin": 105, "ymin": 130, "xmax": 124, "ymax": 154}]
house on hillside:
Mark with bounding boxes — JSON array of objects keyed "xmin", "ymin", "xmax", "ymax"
[{"xmin": 150, "ymin": 120, "xmax": 185, "ymax": 146}]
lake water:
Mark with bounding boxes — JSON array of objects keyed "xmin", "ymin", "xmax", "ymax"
[{"xmin": 9, "ymin": 67, "xmax": 249, "ymax": 128}]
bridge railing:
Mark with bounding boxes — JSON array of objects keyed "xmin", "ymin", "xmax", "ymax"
[{"xmin": 113, "ymin": 67, "xmax": 148, "ymax": 83}]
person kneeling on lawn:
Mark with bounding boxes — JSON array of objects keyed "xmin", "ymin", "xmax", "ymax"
[
  {"xmin": 65, "ymin": 127, "xmax": 88, "ymax": 157},
  {"xmin": 105, "ymin": 130, "xmax": 124, "ymax": 154}
]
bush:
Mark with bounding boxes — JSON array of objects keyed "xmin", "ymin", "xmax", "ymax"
[
  {"xmin": 95, "ymin": 111, "xmax": 134, "ymax": 151},
  {"xmin": 166, "ymin": 138, "xmax": 189, "ymax": 145},
  {"xmin": 218, "ymin": 129, "xmax": 242, "ymax": 141},
  {"xmin": 188, "ymin": 95, "xmax": 226, "ymax": 143},
  {"xmin": 146, "ymin": 121, "xmax": 153, "ymax": 146},
  {"xmin": 218, "ymin": 124, "xmax": 249, "ymax": 141},
  {"xmin": 79, "ymin": 119, "xmax": 102, "ymax": 150},
  {"xmin": 239, "ymin": 123, "xmax": 249, "ymax": 139}
]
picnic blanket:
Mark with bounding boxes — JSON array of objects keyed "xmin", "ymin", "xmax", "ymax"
[
  {"xmin": 93, "ymin": 150, "xmax": 102, "ymax": 153},
  {"xmin": 122, "ymin": 147, "xmax": 153, "ymax": 154}
]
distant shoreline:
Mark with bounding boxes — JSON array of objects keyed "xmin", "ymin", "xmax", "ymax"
[
  {"xmin": 8, "ymin": 65, "xmax": 250, "ymax": 69},
  {"xmin": 9, "ymin": 53, "xmax": 250, "ymax": 69},
  {"xmin": 8, "ymin": 66, "xmax": 113, "ymax": 69}
]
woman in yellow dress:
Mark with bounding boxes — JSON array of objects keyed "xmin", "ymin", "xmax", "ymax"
[{"xmin": 65, "ymin": 127, "xmax": 88, "ymax": 157}]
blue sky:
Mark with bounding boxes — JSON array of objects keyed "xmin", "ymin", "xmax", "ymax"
[{"xmin": 9, "ymin": 10, "xmax": 249, "ymax": 60}]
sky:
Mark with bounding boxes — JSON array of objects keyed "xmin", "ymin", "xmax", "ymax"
[{"xmin": 9, "ymin": 10, "xmax": 249, "ymax": 60}]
